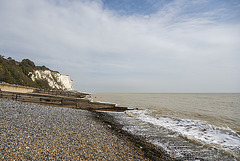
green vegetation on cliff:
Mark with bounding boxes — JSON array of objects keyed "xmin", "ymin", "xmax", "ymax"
[{"xmin": 0, "ymin": 55, "xmax": 51, "ymax": 89}]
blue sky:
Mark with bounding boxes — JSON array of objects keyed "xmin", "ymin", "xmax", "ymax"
[
  {"xmin": 102, "ymin": 0, "xmax": 164, "ymax": 15},
  {"xmin": 102, "ymin": 0, "xmax": 240, "ymax": 21},
  {"xmin": 0, "ymin": 0, "xmax": 240, "ymax": 93}
]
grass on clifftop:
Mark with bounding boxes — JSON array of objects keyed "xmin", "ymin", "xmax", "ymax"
[{"xmin": 0, "ymin": 55, "xmax": 52, "ymax": 89}]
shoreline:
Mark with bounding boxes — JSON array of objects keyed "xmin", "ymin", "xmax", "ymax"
[
  {"xmin": 90, "ymin": 111, "xmax": 176, "ymax": 161},
  {"xmin": 0, "ymin": 98, "xmax": 175, "ymax": 160}
]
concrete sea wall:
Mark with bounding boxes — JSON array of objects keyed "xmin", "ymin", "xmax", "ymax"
[{"xmin": 0, "ymin": 83, "xmax": 35, "ymax": 93}]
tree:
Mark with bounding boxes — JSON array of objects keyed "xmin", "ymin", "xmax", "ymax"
[{"xmin": 21, "ymin": 59, "xmax": 35, "ymax": 68}]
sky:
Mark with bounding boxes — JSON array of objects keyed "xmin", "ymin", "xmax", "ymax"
[{"xmin": 0, "ymin": 0, "xmax": 240, "ymax": 93}]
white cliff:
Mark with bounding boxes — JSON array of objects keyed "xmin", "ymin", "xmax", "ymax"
[{"xmin": 29, "ymin": 70, "xmax": 74, "ymax": 90}]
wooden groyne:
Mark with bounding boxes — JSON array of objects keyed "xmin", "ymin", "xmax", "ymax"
[
  {"xmin": 33, "ymin": 89, "xmax": 90, "ymax": 98},
  {"xmin": 0, "ymin": 88, "xmax": 128, "ymax": 112}
]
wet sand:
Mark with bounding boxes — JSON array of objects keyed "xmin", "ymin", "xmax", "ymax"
[{"xmin": 0, "ymin": 98, "xmax": 175, "ymax": 160}]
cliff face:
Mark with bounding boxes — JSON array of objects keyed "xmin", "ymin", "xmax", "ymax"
[
  {"xmin": 0, "ymin": 55, "xmax": 74, "ymax": 90},
  {"xmin": 30, "ymin": 70, "xmax": 73, "ymax": 90}
]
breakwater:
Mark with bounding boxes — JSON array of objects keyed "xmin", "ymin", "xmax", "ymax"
[{"xmin": 0, "ymin": 84, "xmax": 127, "ymax": 112}]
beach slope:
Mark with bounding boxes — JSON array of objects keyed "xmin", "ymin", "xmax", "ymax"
[{"xmin": 0, "ymin": 98, "xmax": 173, "ymax": 160}]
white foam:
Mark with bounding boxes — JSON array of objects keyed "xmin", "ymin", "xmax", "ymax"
[{"xmin": 127, "ymin": 110, "xmax": 240, "ymax": 152}]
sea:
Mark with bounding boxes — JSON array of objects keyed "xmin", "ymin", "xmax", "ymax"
[{"xmin": 92, "ymin": 93, "xmax": 240, "ymax": 160}]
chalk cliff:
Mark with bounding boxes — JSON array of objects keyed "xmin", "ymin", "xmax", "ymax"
[
  {"xmin": 30, "ymin": 70, "xmax": 74, "ymax": 90},
  {"xmin": 0, "ymin": 55, "xmax": 74, "ymax": 90}
]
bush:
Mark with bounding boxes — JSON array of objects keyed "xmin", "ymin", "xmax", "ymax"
[{"xmin": 0, "ymin": 55, "xmax": 53, "ymax": 89}]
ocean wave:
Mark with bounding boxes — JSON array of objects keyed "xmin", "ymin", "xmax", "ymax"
[{"xmin": 126, "ymin": 110, "xmax": 240, "ymax": 156}]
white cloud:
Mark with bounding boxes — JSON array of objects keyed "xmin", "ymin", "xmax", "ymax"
[{"xmin": 0, "ymin": 0, "xmax": 239, "ymax": 92}]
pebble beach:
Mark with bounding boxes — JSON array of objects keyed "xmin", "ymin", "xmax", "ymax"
[{"xmin": 0, "ymin": 98, "xmax": 174, "ymax": 160}]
